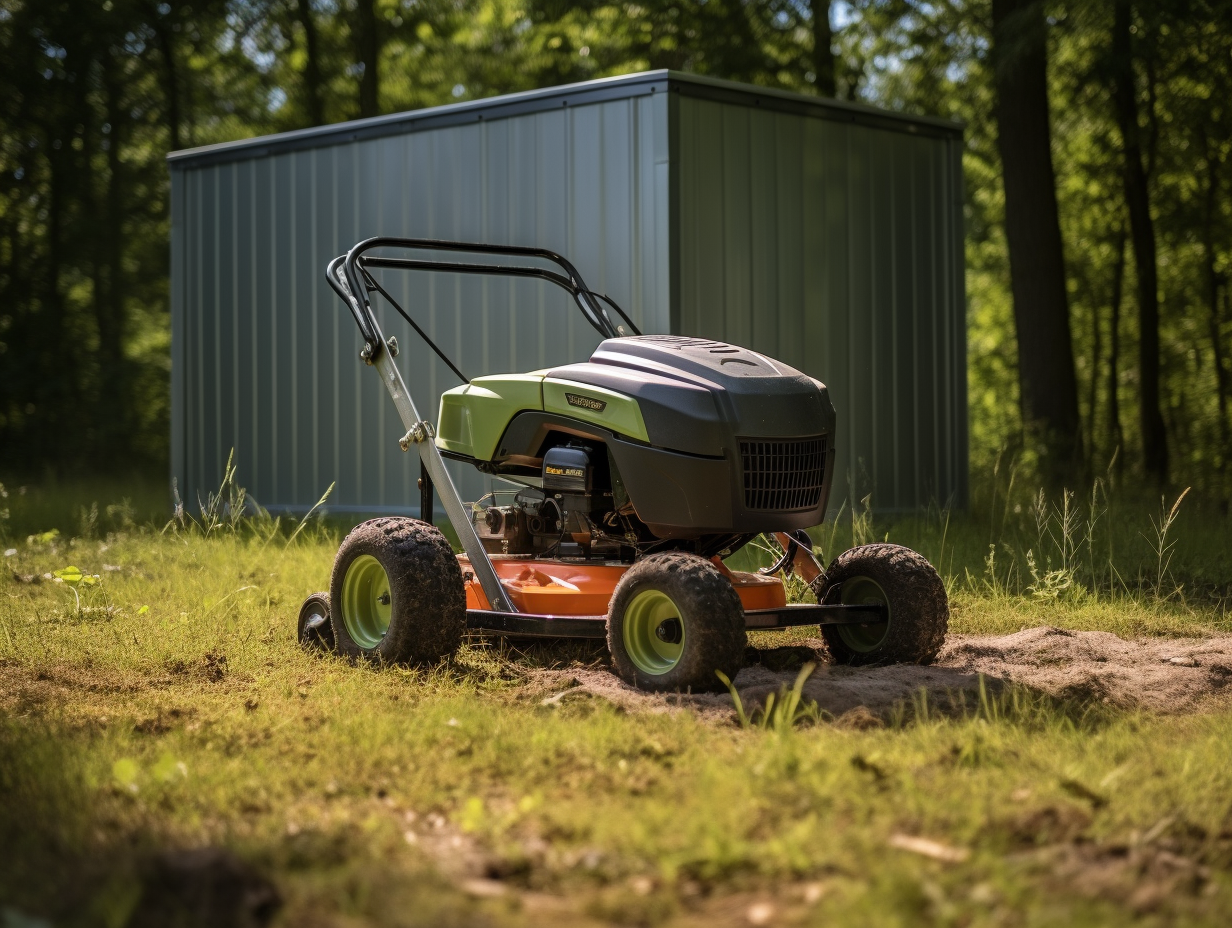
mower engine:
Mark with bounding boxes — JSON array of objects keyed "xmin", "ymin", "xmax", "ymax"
[{"xmin": 472, "ymin": 442, "xmax": 629, "ymax": 560}]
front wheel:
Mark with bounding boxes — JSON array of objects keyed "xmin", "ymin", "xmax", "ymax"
[
  {"xmin": 607, "ymin": 553, "xmax": 746, "ymax": 693},
  {"xmin": 329, "ymin": 517, "xmax": 466, "ymax": 665},
  {"xmin": 812, "ymin": 543, "xmax": 948, "ymax": 666}
]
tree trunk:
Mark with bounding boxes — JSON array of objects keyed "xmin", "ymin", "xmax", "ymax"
[
  {"xmin": 1088, "ymin": 255, "xmax": 1103, "ymax": 460},
  {"xmin": 292, "ymin": 0, "xmax": 326, "ymax": 126},
  {"xmin": 41, "ymin": 151, "xmax": 70, "ymax": 466},
  {"xmin": 150, "ymin": 11, "xmax": 183, "ymax": 150},
  {"xmin": 810, "ymin": 0, "xmax": 836, "ymax": 97},
  {"xmin": 1202, "ymin": 136, "xmax": 1230, "ymax": 487},
  {"xmin": 991, "ymin": 0, "xmax": 1085, "ymax": 486},
  {"xmin": 97, "ymin": 60, "xmax": 127, "ymax": 445},
  {"xmin": 1221, "ymin": 287, "xmax": 1231, "ymax": 514},
  {"xmin": 1111, "ymin": 0, "xmax": 1168, "ymax": 483},
  {"xmin": 352, "ymin": 0, "xmax": 381, "ymax": 118},
  {"xmin": 1107, "ymin": 224, "xmax": 1126, "ymax": 473}
]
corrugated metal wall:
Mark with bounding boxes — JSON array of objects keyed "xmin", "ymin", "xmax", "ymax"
[
  {"xmin": 673, "ymin": 95, "xmax": 967, "ymax": 512},
  {"xmin": 171, "ymin": 92, "xmax": 671, "ymax": 511},
  {"xmin": 170, "ymin": 72, "xmax": 967, "ymax": 517}
]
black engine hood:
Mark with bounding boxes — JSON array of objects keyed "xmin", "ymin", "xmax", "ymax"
[{"xmin": 545, "ymin": 335, "xmax": 835, "ymax": 457}]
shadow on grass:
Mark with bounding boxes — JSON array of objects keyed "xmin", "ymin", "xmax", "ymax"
[{"xmin": 0, "ymin": 721, "xmax": 280, "ymax": 928}]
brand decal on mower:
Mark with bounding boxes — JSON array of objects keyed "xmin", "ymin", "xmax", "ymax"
[
  {"xmin": 565, "ymin": 392, "xmax": 607, "ymax": 413},
  {"xmin": 545, "ymin": 465, "xmax": 586, "ymax": 479}
]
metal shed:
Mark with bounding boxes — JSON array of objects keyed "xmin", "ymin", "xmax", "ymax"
[{"xmin": 168, "ymin": 70, "xmax": 966, "ymax": 517}]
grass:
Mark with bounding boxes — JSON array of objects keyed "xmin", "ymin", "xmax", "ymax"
[{"xmin": 2, "ymin": 476, "xmax": 1231, "ymax": 926}]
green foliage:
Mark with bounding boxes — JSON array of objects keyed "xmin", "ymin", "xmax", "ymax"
[{"xmin": 1, "ymin": 0, "xmax": 1230, "ymax": 497}]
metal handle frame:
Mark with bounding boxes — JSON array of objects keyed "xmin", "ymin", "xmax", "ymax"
[{"xmin": 326, "ymin": 236, "xmax": 639, "ymax": 365}]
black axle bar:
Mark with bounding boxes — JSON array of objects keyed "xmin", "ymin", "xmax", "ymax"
[{"xmin": 465, "ymin": 603, "xmax": 885, "ymax": 640}]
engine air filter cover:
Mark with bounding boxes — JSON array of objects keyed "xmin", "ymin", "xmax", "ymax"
[{"xmin": 542, "ymin": 445, "xmax": 592, "ymax": 493}]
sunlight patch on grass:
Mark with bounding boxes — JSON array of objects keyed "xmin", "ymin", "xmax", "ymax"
[{"xmin": 1, "ymin": 480, "xmax": 1230, "ymax": 926}]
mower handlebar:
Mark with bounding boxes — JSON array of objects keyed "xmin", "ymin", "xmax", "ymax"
[{"xmin": 326, "ymin": 237, "xmax": 639, "ymax": 363}]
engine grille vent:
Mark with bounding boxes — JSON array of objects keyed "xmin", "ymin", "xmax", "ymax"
[{"xmin": 739, "ymin": 436, "xmax": 827, "ymax": 511}]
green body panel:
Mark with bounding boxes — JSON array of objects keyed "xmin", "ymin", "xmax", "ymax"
[
  {"xmin": 542, "ymin": 378, "xmax": 649, "ymax": 443},
  {"xmin": 436, "ymin": 374, "xmax": 545, "ymax": 461},
  {"xmin": 436, "ymin": 373, "xmax": 648, "ymax": 461}
]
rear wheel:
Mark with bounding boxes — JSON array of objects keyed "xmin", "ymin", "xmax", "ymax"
[
  {"xmin": 812, "ymin": 543, "xmax": 948, "ymax": 666},
  {"xmin": 330, "ymin": 517, "xmax": 466, "ymax": 665},
  {"xmin": 297, "ymin": 591, "xmax": 335, "ymax": 652},
  {"xmin": 607, "ymin": 553, "xmax": 746, "ymax": 692}
]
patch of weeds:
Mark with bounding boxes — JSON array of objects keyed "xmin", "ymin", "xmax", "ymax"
[{"xmin": 717, "ymin": 663, "xmax": 822, "ymax": 731}]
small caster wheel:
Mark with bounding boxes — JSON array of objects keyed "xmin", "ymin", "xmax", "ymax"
[{"xmin": 297, "ymin": 592, "xmax": 335, "ymax": 652}]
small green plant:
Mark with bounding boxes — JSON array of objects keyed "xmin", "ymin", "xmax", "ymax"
[
  {"xmin": 851, "ymin": 492, "xmax": 875, "ymax": 547},
  {"xmin": 1084, "ymin": 479, "xmax": 1107, "ymax": 592},
  {"xmin": 1031, "ymin": 487, "xmax": 1050, "ymax": 559},
  {"xmin": 716, "ymin": 663, "xmax": 819, "ymax": 732},
  {"xmin": 1054, "ymin": 489, "xmax": 1080, "ymax": 576},
  {"xmin": 165, "ymin": 448, "xmax": 269, "ymax": 537},
  {"xmin": 198, "ymin": 449, "xmax": 247, "ymax": 536},
  {"xmin": 815, "ymin": 496, "xmax": 848, "ymax": 564},
  {"xmin": 77, "ymin": 502, "xmax": 99, "ymax": 540},
  {"xmin": 51, "ymin": 565, "xmax": 102, "ymax": 616},
  {"xmin": 106, "ymin": 498, "xmax": 137, "ymax": 533},
  {"xmin": 1147, "ymin": 487, "xmax": 1191, "ymax": 601},
  {"xmin": 1024, "ymin": 549, "xmax": 1075, "ymax": 602}
]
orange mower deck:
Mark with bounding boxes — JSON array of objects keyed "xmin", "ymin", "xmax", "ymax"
[
  {"xmin": 455, "ymin": 539, "xmax": 878, "ymax": 640},
  {"xmin": 459, "ymin": 554, "xmax": 787, "ymax": 615}
]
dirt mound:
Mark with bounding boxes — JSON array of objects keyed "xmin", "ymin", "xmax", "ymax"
[
  {"xmin": 538, "ymin": 627, "xmax": 1232, "ymax": 720},
  {"xmin": 940, "ymin": 626, "xmax": 1232, "ymax": 712}
]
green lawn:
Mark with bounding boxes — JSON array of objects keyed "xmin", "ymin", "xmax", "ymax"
[{"xmin": 2, "ymin": 479, "xmax": 1231, "ymax": 926}]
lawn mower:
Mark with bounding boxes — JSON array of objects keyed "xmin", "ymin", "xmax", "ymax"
[{"xmin": 296, "ymin": 238, "xmax": 949, "ymax": 692}]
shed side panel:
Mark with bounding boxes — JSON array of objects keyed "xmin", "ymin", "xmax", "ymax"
[
  {"xmin": 673, "ymin": 96, "xmax": 967, "ymax": 512},
  {"xmin": 170, "ymin": 170, "xmax": 186, "ymax": 503},
  {"xmin": 818, "ymin": 119, "xmax": 852, "ymax": 510}
]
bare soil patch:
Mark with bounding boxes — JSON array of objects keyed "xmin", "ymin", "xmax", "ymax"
[{"xmin": 538, "ymin": 626, "xmax": 1232, "ymax": 719}]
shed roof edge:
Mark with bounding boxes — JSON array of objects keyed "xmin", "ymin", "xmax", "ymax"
[{"xmin": 167, "ymin": 69, "xmax": 963, "ymax": 169}]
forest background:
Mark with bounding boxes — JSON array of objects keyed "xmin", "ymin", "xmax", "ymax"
[{"xmin": 0, "ymin": 0, "xmax": 1229, "ymax": 502}]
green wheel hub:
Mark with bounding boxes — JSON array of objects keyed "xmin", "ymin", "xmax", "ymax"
[
  {"xmin": 622, "ymin": 589, "xmax": 685, "ymax": 675},
  {"xmin": 341, "ymin": 554, "xmax": 393, "ymax": 649},
  {"xmin": 837, "ymin": 575, "xmax": 891, "ymax": 652}
]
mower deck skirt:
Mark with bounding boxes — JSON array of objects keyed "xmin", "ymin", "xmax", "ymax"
[{"xmin": 465, "ymin": 603, "xmax": 883, "ymax": 639}]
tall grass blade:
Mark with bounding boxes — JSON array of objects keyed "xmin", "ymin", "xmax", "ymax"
[
  {"xmin": 715, "ymin": 670, "xmax": 750, "ymax": 729},
  {"xmin": 285, "ymin": 481, "xmax": 336, "ymax": 548}
]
